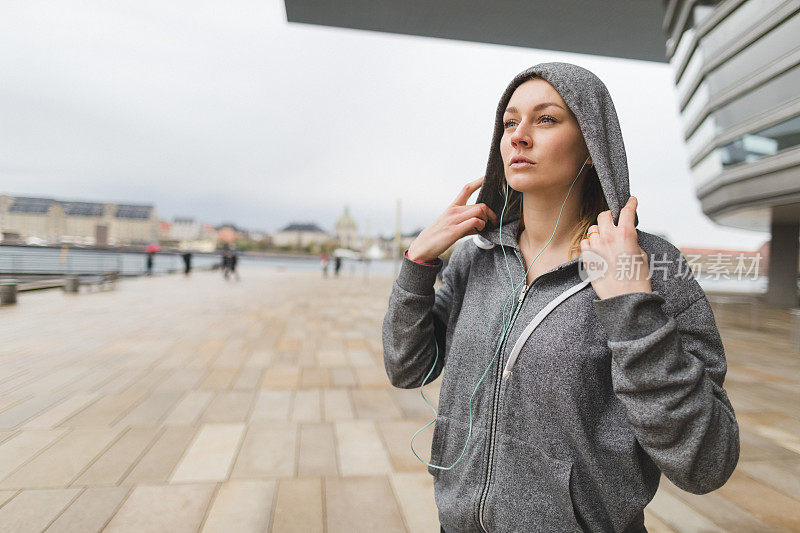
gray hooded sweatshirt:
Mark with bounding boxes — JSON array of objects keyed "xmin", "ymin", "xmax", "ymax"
[{"xmin": 381, "ymin": 62, "xmax": 739, "ymax": 533}]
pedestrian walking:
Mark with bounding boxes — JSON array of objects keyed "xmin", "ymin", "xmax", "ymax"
[
  {"xmin": 321, "ymin": 252, "xmax": 330, "ymax": 278},
  {"xmin": 230, "ymin": 250, "xmax": 240, "ymax": 281},
  {"xmin": 182, "ymin": 252, "xmax": 192, "ymax": 275},
  {"xmin": 222, "ymin": 250, "xmax": 231, "ymax": 280}
]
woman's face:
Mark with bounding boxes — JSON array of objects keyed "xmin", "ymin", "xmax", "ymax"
[{"xmin": 500, "ymin": 78, "xmax": 591, "ymax": 194}]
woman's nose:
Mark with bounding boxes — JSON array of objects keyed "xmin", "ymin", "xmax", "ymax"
[{"xmin": 510, "ymin": 125, "xmax": 531, "ymax": 147}]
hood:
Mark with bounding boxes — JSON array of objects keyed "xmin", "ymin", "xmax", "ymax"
[{"xmin": 476, "ymin": 62, "xmax": 637, "ymax": 247}]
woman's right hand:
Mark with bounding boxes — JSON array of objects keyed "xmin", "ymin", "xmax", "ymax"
[{"xmin": 407, "ymin": 176, "xmax": 498, "ymax": 263}]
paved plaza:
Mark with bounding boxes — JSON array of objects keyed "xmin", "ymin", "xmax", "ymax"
[{"xmin": 0, "ymin": 266, "xmax": 797, "ymax": 532}]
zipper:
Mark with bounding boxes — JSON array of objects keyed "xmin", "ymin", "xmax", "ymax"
[{"xmin": 477, "ymin": 248, "xmax": 531, "ymax": 532}]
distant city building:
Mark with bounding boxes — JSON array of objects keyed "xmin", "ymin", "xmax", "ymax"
[
  {"xmin": 170, "ymin": 217, "xmax": 201, "ymax": 242},
  {"xmin": 200, "ymin": 224, "xmax": 217, "ymax": 240},
  {"xmin": 216, "ymin": 223, "xmax": 243, "ymax": 245},
  {"xmin": 157, "ymin": 217, "xmax": 218, "ymax": 251},
  {"xmin": 245, "ymin": 229, "xmax": 268, "ymax": 242},
  {"xmin": 272, "ymin": 222, "xmax": 328, "ymax": 248},
  {"xmin": 158, "ymin": 220, "xmax": 173, "ymax": 243},
  {"xmin": 333, "ymin": 206, "xmax": 359, "ymax": 249},
  {"xmin": 0, "ymin": 194, "xmax": 158, "ymax": 246}
]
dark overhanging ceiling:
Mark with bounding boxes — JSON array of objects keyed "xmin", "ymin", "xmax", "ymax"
[{"xmin": 283, "ymin": 0, "xmax": 668, "ymax": 63}]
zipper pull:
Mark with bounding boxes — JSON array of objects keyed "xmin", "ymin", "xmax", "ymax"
[{"xmin": 518, "ymin": 283, "xmax": 529, "ymax": 302}]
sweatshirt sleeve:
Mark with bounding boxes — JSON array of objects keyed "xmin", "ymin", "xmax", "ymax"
[
  {"xmin": 382, "ymin": 244, "xmax": 468, "ymax": 389},
  {"xmin": 591, "ymin": 290, "xmax": 740, "ymax": 495}
]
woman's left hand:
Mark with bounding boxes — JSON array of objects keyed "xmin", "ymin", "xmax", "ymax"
[{"xmin": 580, "ymin": 196, "xmax": 653, "ymax": 300}]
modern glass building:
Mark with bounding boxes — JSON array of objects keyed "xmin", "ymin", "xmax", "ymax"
[
  {"xmin": 284, "ymin": 0, "xmax": 800, "ymax": 307},
  {"xmin": 664, "ymin": 0, "xmax": 800, "ymax": 306}
]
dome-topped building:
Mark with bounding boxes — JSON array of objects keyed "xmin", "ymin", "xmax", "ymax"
[{"xmin": 334, "ymin": 206, "xmax": 358, "ymax": 249}]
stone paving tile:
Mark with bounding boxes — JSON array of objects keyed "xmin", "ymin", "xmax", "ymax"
[
  {"xmin": 0, "ymin": 429, "xmax": 68, "ymax": 481},
  {"xmin": 646, "ymin": 488, "xmax": 727, "ymax": 532},
  {"xmin": 62, "ymin": 366, "xmax": 119, "ymax": 395},
  {"xmin": 390, "ymin": 472, "xmax": 440, "ymax": 533},
  {"xmin": 245, "ymin": 349, "xmax": 273, "ymax": 367},
  {"xmin": 0, "ymin": 268, "xmax": 796, "ymax": 531},
  {"xmin": 162, "ymin": 391, "xmax": 214, "ymax": 426},
  {"xmin": 298, "ymin": 422, "xmax": 338, "ymax": 476},
  {"xmin": 21, "ymin": 392, "xmax": 101, "ymax": 429},
  {"xmin": 113, "ymin": 390, "xmax": 183, "ymax": 427},
  {"xmin": 200, "ymin": 391, "xmax": 255, "ymax": 423},
  {"xmin": 231, "ymin": 422, "xmax": 297, "ymax": 478},
  {"xmin": 153, "ymin": 368, "xmax": 206, "ymax": 391},
  {"xmin": 233, "ymin": 367, "xmax": 264, "ymax": 390},
  {"xmin": 736, "ymin": 459, "xmax": 800, "ymax": 500},
  {"xmin": 44, "ymin": 486, "xmax": 130, "ymax": 532},
  {"xmin": 74, "ymin": 426, "xmax": 161, "ymax": 486},
  {"xmin": 201, "ymin": 479, "xmax": 275, "ymax": 532},
  {"xmin": 334, "ymin": 420, "xmax": 393, "ymax": 476},
  {"xmin": 260, "ymin": 365, "xmax": 301, "ymax": 389},
  {"xmin": 92, "ymin": 369, "xmax": 145, "ymax": 395},
  {"xmin": 351, "ymin": 389, "xmax": 403, "ymax": 419},
  {"xmin": 655, "ymin": 477, "xmax": 774, "ymax": 532},
  {"xmin": 322, "ymin": 389, "xmax": 355, "ymax": 421},
  {"xmin": 0, "ymin": 391, "xmax": 71, "ymax": 429},
  {"xmin": 104, "ymin": 483, "xmax": 216, "ymax": 533},
  {"xmin": 250, "ymin": 390, "xmax": 292, "ymax": 422},
  {"xmin": 329, "ymin": 365, "xmax": 357, "ymax": 387},
  {"xmin": 325, "ymin": 475, "xmax": 406, "ymax": 532},
  {"xmin": 355, "ymin": 364, "xmax": 393, "ymax": 388},
  {"xmin": 60, "ymin": 388, "xmax": 148, "ymax": 427},
  {"xmin": 122, "ymin": 426, "xmax": 195, "ymax": 484},
  {"xmin": 714, "ymin": 467, "xmax": 800, "ymax": 530},
  {"xmin": 318, "ymin": 349, "xmax": 349, "ymax": 367},
  {"xmin": 170, "ymin": 423, "xmax": 246, "ymax": 483},
  {"xmin": 272, "ymin": 477, "xmax": 324, "ymax": 532},
  {"xmin": 0, "ymin": 488, "xmax": 80, "ymax": 532},
  {"xmin": 292, "ymin": 389, "xmax": 322, "ymax": 422},
  {"xmin": 0, "ymin": 490, "xmax": 17, "ymax": 507},
  {"xmin": 198, "ymin": 368, "xmax": 238, "ymax": 390},
  {"xmin": 14, "ymin": 368, "xmax": 87, "ymax": 398},
  {"xmin": 300, "ymin": 366, "xmax": 330, "ymax": 388},
  {"xmin": 0, "ymin": 428, "xmax": 121, "ymax": 489}
]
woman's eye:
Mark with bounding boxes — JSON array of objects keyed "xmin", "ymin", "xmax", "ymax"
[{"xmin": 503, "ymin": 116, "xmax": 555, "ymax": 128}]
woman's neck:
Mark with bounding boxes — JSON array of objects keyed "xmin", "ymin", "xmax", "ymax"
[{"xmin": 517, "ymin": 189, "xmax": 582, "ymax": 254}]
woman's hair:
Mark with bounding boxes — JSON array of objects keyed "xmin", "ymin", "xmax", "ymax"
[{"xmin": 502, "ymin": 165, "xmax": 609, "ymax": 261}]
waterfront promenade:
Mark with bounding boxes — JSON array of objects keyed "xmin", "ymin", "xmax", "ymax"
[{"xmin": 0, "ymin": 267, "xmax": 797, "ymax": 531}]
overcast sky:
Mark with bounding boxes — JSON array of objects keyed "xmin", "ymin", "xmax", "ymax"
[{"xmin": 0, "ymin": 0, "xmax": 768, "ymax": 249}]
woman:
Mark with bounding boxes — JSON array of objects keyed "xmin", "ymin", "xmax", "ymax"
[{"xmin": 382, "ymin": 62, "xmax": 739, "ymax": 532}]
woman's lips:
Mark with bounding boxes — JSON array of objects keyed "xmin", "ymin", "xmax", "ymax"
[{"xmin": 510, "ymin": 161, "xmax": 535, "ymax": 168}]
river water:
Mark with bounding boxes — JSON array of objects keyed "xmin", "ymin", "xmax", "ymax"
[{"xmin": 0, "ymin": 245, "xmax": 778, "ymax": 293}]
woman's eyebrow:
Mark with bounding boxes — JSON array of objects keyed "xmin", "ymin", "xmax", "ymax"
[{"xmin": 504, "ymin": 102, "xmax": 564, "ymax": 115}]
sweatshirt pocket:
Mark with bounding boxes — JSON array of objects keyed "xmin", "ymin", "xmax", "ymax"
[
  {"xmin": 430, "ymin": 416, "xmax": 491, "ymax": 532},
  {"xmin": 483, "ymin": 432, "xmax": 582, "ymax": 532}
]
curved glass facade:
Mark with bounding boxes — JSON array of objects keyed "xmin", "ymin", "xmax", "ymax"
[
  {"xmin": 719, "ymin": 113, "xmax": 800, "ymax": 166},
  {"xmin": 666, "ymin": 0, "xmax": 800, "ymax": 249}
]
